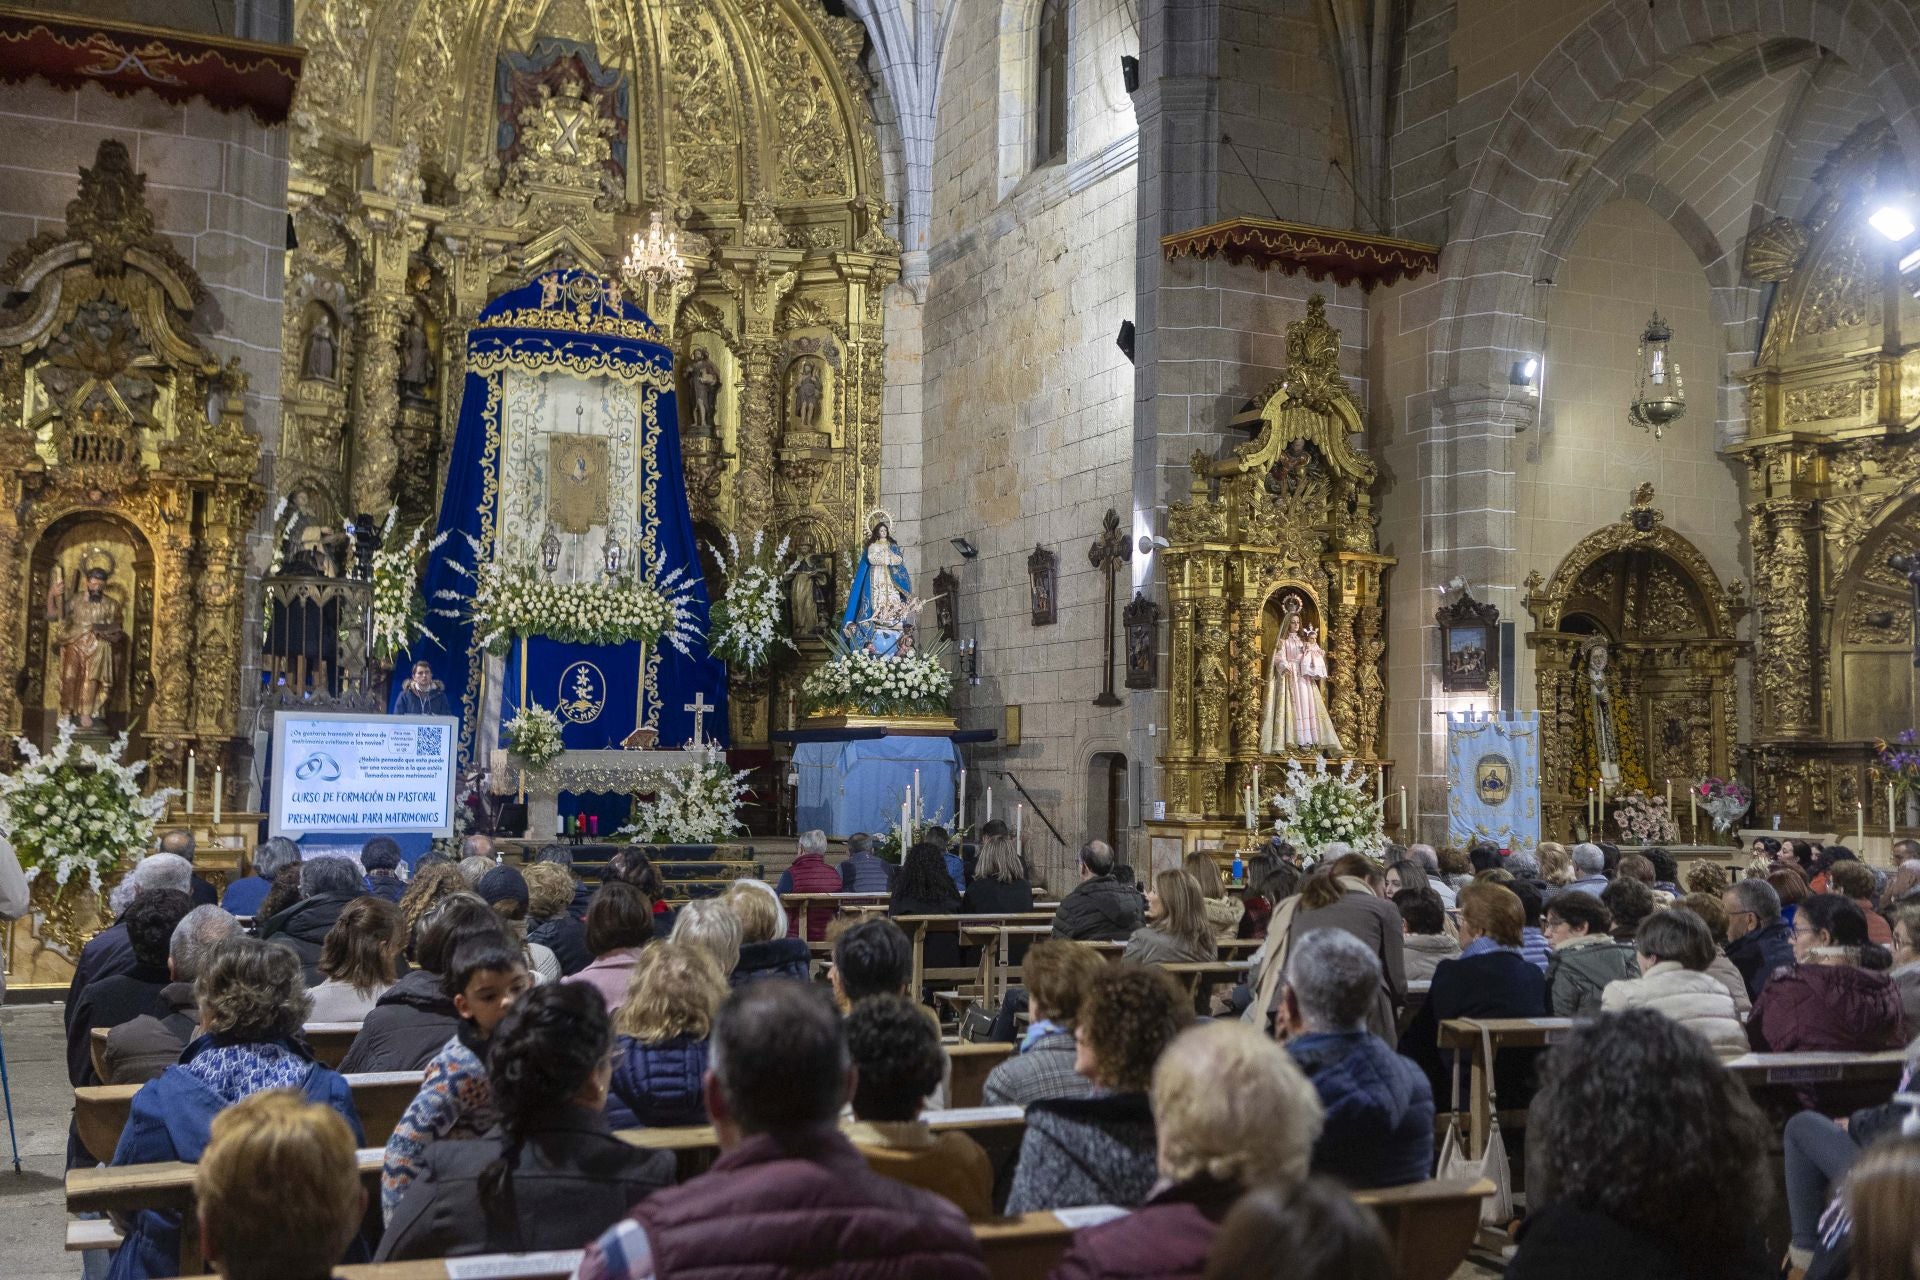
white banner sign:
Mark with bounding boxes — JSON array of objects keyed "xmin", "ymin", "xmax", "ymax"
[{"xmin": 271, "ymin": 712, "xmax": 459, "ymax": 838}]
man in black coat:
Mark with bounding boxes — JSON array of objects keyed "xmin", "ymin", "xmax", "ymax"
[
  {"xmin": 1050, "ymin": 841, "xmax": 1144, "ymax": 942},
  {"xmin": 63, "ymin": 851, "xmax": 195, "ymax": 1025},
  {"xmin": 1722, "ymin": 877, "xmax": 1796, "ymax": 1000},
  {"xmin": 258, "ymin": 855, "xmax": 364, "ymax": 985},
  {"xmin": 361, "ymin": 836, "xmax": 409, "ymax": 903},
  {"xmin": 66, "ymin": 889, "xmax": 194, "ymax": 1086}
]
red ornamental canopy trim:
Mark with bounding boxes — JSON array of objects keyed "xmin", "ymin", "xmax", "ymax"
[
  {"xmin": 1162, "ymin": 217, "xmax": 1441, "ymax": 292},
  {"xmin": 0, "ymin": 5, "xmax": 303, "ymax": 126}
]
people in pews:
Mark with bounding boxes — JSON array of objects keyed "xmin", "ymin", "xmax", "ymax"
[
  {"xmin": 360, "ymin": 837, "xmax": 409, "ymax": 903},
  {"xmin": 983, "ymin": 939, "xmax": 1105, "ymax": 1108},
  {"xmin": 480, "ymin": 864, "xmax": 563, "ymax": 983},
  {"xmin": 1238, "ymin": 855, "xmax": 1300, "ymax": 941},
  {"xmin": 573, "ymin": 981, "xmax": 988, "ymax": 1280},
  {"xmin": 564, "ymin": 883, "xmax": 657, "ymax": 1009},
  {"xmin": 1049, "ymin": 1021, "xmax": 1324, "ymax": 1280},
  {"xmin": 67, "ymin": 853, "xmax": 191, "ymax": 1014},
  {"xmin": 843, "ymin": 994, "xmax": 994, "ymax": 1218},
  {"xmin": 1183, "ymin": 853, "xmax": 1243, "ymax": 942},
  {"xmin": 525, "ymin": 860, "xmax": 593, "ymax": 975},
  {"xmin": 1602, "ymin": 875, "xmax": 1656, "ymax": 943},
  {"xmin": 1288, "ymin": 855, "xmax": 1406, "ymax": 1041},
  {"xmin": 103, "ymin": 905, "xmax": 240, "ymax": 1084},
  {"xmin": 669, "ymin": 897, "xmax": 743, "ymax": 981},
  {"xmin": 1681, "ymin": 892, "xmax": 1755, "ymax": 1017},
  {"xmin": 1599, "ymin": 907, "xmax": 1748, "ymax": 1058},
  {"xmin": 1782, "ymin": 1039, "xmax": 1920, "ymax": 1275},
  {"xmin": 260, "ymin": 857, "xmax": 364, "ymax": 986},
  {"xmin": 307, "ymin": 895, "xmax": 406, "ymax": 1022},
  {"xmin": 1006, "ymin": 964, "xmax": 1190, "ymax": 1213},
  {"xmin": 1123, "ymin": 870, "xmax": 1218, "ymax": 966},
  {"xmin": 1886, "ymin": 901, "xmax": 1920, "ymax": 1032},
  {"xmin": 1392, "ymin": 887, "xmax": 1459, "ymax": 983},
  {"xmin": 1772, "ymin": 865, "xmax": 1814, "ymax": 926},
  {"xmin": 1053, "ymin": 840, "xmax": 1146, "ymax": 942},
  {"xmin": 396, "ymin": 860, "xmax": 471, "ymax": 938},
  {"xmin": 381, "ymin": 933, "xmax": 531, "ymax": 1222},
  {"xmin": 1280, "ymin": 929, "xmax": 1434, "ymax": 1189},
  {"xmin": 340, "ymin": 895, "xmax": 501, "ymax": 1073},
  {"xmin": 219, "ymin": 837, "xmax": 299, "ymax": 917},
  {"xmin": 1510, "ymin": 880, "xmax": 1551, "ymax": 972},
  {"xmin": 774, "ymin": 829, "xmax": 842, "ymax": 942},
  {"xmin": 828, "ymin": 918, "xmax": 951, "ymax": 1110},
  {"xmin": 839, "ymin": 831, "xmax": 898, "ymax": 893},
  {"xmin": 194, "ymin": 1091, "xmax": 366, "ymax": 1280},
  {"xmin": 606, "ymin": 940, "xmax": 728, "ymax": 1129},
  {"xmin": 1507, "ymin": 1009, "xmax": 1773, "ymax": 1280},
  {"xmin": 887, "ymin": 842, "xmax": 965, "ymax": 978},
  {"xmin": 1750, "ymin": 894, "xmax": 1905, "ymax": 1057},
  {"xmin": 1563, "ymin": 842, "xmax": 1608, "ymax": 895},
  {"xmin": 531, "ymin": 845, "xmax": 596, "ymax": 923},
  {"xmin": 1201, "ymin": 1178, "xmax": 1395, "ymax": 1280},
  {"xmin": 962, "ymin": 833, "xmax": 1035, "ymax": 916},
  {"xmin": 724, "ymin": 881, "xmax": 810, "ymax": 985},
  {"xmin": 1722, "ymin": 876, "xmax": 1796, "ymax": 1001},
  {"xmin": 66, "ymin": 888, "xmax": 192, "ymax": 1088},
  {"xmin": 1830, "ymin": 860, "xmax": 1896, "ymax": 947},
  {"xmin": 1399, "ymin": 882, "xmax": 1547, "ymax": 1110},
  {"xmin": 107, "ymin": 937, "xmax": 363, "ymax": 1280},
  {"xmin": 604, "ymin": 847, "xmax": 676, "ymax": 931},
  {"xmin": 1542, "ymin": 889, "xmax": 1637, "ymax": 1017},
  {"xmin": 377, "ymin": 982, "xmax": 676, "ymax": 1260}
]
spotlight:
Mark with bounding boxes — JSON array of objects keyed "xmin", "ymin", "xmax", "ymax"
[
  {"xmin": 950, "ymin": 536, "xmax": 978, "ymax": 560},
  {"xmin": 1121, "ymin": 55, "xmax": 1140, "ymax": 93},
  {"xmin": 1117, "ymin": 319, "xmax": 1135, "ymax": 364},
  {"xmin": 1871, "ymin": 203, "xmax": 1917, "ymax": 242},
  {"xmin": 1137, "ymin": 534, "xmax": 1169, "ymax": 554},
  {"xmin": 1509, "ymin": 357, "xmax": 1540, "ymax": 396}
]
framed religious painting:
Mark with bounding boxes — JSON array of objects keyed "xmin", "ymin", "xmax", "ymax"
[
  {"xmin": 1437, "ymin": 592, "xmax": 1498, "ymax": 693},
  {"xmin": 932, "ymin": 566, "xmax": 959, "ymax": 641},
  {"xmin": 1124, "ymin": 591, "xmax": 1160, "ymax": 689},
  {"xmin": 1028, "ymin": 544, "xmax": 1058, "ymax": 625}
]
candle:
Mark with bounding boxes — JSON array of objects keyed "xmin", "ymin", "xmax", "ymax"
[
  {"xmin": 985, "ymin": 786, "xmax": 994, "ymax": 824},
  {"xmin": 1016, "ymin": 803, "xmax": 1024, "ymax": 850},
  {"xmin": 185, "ymin": 750, "xmax": 196, "ymax": 814},
  {"xmin": 1690, "ymin": 789, "xmax": 1698, "ymax": 839},
  {"xmin": 1587, "ymin": 787, "xmax": 1594, "ymax": 827},
  {"xmin": 589, "ymin": 814, "xmax": 598, "ymax": 836},
  {"xmin": 1375, "ymin": 770, "xmax": 1384, "ymax": 804},
  {"xmin": 959, "ymin": 769, "xmax": 968, "ymax": 830},
  {"xmin": 1857, "ymin": 803, "xmax": 1865, "ymax": 847},
  {"xmin": 913, "ymin": 769, "xmax": 922, "ymax": 824},
  {"xmin": 211, "ymin": 768, "xmax": 222, "ymax": 826},
  {"xmin": 1399, "ymin": 786, "xmax": 1408, "ymax": 831},
  {"xmin": 902, "ymin": 793, "xmax": 911, "ymax": 847},
  {"xmin": 1665, "ymin": 778, "xmax": 1672, "ymax": 812}
]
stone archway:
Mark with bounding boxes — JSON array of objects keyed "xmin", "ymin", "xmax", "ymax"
[{"xmin": 1524, "ymin": 486, "xmax": 1747, "ymax": 841}]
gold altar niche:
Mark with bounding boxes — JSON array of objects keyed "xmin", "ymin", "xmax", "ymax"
[
  {"xmin": 0, "ymin": 140, "xmax": 262, "ymax": 784},
  {"xmin": 1730, "ymin": 123, "xmax": 1920, "ymax": 838},
  {"xmin": 285, "ymin": 0, "xmax": 900, "ymax": 753},
  {"xmin": 1523, "ymin": 484, "xmax": 1746, "ymax": 842},
  {"xmin": 1151, "ymin": 297, "xmax": 1394, "ymax": 852}
]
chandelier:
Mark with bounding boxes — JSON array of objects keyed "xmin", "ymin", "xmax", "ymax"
[
  {"xmin": 1627, "ymin": 310, "xmax": 1685, "ymax": 439},
  {"xmin": 621, "ymin": 209, "xmax": 690, "ymax": 287}
]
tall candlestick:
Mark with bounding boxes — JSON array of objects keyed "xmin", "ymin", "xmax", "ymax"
[
  {"xmin": 1243, "ymin": 785, "xmax": 1254, "ymax": 832},
  {"xmin": 211, "ymin": 768, "xmax": 222, "ymax": 826},
  {"xmin": 185, "ymin": 750, "xmax": 196, "ymax": 814},
  {"xmin": 902, "ymin": 793, "xmax": 911, "ymax": 848},
  {"xmin": 1665, "ymin": 778, "xmax": 1672, "ymax": 812},
  {"xmin": 1598, "ymin": 779, "xmax": 1607, "ymax": 829},
  {"xmin": 1587, "ymin": 786, "xmax": 1595, "ymax": 827},
  {"xmin": 985, "ymin": 786, "xmax": 994, "ymax": 824},
  {"xmin": 1375, "ymin": 769, "xmax": 1384, "ymax": 804},
  {"xmin": 912, "ymin": 769, "xmax": 922, "ymax": 825},
  {"xmin": 1690, "ymin": 790, "xmax": 1698, "ymax": 840}
]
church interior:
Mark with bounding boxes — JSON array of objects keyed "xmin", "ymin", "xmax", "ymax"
[{"xmin": 5, "ymin": 0, "xmax": 1920, "ymax": 1276}]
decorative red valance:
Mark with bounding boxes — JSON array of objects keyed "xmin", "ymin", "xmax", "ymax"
[
  {"xmin": 0, "ymin": 5, "xmax": 302, "ymax": 126},
  {"xmin": 1162, "ymin": 217, "xmax": 1440, "ymax": 292}
]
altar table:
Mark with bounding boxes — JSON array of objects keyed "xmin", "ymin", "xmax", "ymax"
[{"xmin": 490, "ymin": 747, "xmax": 716, "ymax": 840}]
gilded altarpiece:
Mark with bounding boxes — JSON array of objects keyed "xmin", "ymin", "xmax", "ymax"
[
  {"xmin": 1733, "ymin": 125, "xmax": 1920, "ymax": 835},
  {"xmin": 286, "ymin": 0, "xmax": 898, "ymax": 750},
  {"xmin": 1156, "ymin": 298, "xmax": 1394, "ymax": 830},
  {"xmin": 1524, "ymin": 485, "xmax": 1745, "ymax": 841}
]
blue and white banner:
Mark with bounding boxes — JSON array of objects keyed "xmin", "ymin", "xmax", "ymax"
[{"xmin": 1447, "ymin": 711, "xmax": 1541, "ymax": 853}]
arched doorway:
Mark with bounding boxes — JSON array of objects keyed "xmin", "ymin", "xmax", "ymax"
[
  {"xmin": 1524, "ymin": 487, "xmax": 1746, "ymax": 840},
  {"xmin": 1087, "ymin": 750, "xmax": 1130, "ymax": 862}
]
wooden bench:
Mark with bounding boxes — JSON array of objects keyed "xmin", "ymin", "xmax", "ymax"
[
  {"xmin": 779, "ymin": 892, "xmax": 892, "ymax": 943},
  {"xmin": 87, "ymin": 1022, "xmax": 361, "ymax": 1083},
  {"xmin": 948, "ymin": 1041, "xmax": 1016, "ymax": 1108},
  {"xmin": 1436, "ymin": 1017, "xmax": 1571, "ymax": 1156},
  {"xmin": 74, "ymin": 1071, "xmax": 420, "ymax": 1165}
]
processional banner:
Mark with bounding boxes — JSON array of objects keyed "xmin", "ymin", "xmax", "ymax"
[
  {"xmin": 1446, "ymin": 711, "xmax": 1541, "ymax": 853},
  {"xmin": 410, "ymin": 269, "xmax": 727, "ymax": 763}
]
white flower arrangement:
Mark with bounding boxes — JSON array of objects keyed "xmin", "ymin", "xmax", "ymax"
[
  {"xmin": 1265, "ymin": 757, "xmax": 1386, "ymax": 862},
  {"xmin": 620, "ymin": 761, "xmax": 751, "ymax": 844},
  {"xmin": 799, "ymin": 633, "xmax": 953, "ymax": 718},
  {"xmin": 369, "ymin": 508, "xmax": 446, "ymax": 662},
  {"xmin": 707, "ymin": 529, "xmax": 801, "ymax": 671},
  {"xmin": 0, "ymin": 723, "xmax": 174, "ymax": 898},
  {"xmin": 504, "ymin": 702, "xmax": 565, "ymax": 768},
  {"xmin": 435, "ymin": 534, "xmax": 701, "ymax": 655}
]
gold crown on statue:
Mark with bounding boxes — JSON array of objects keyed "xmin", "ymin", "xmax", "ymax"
[{"xmin": 1281, "ymin": 594, "xmax": 1304, "ymax": 616}]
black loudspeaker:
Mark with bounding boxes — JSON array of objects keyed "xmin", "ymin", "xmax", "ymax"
[
  {"xmin": 1121, "ymin": 55, "xmax": 1140, "ymax": 93},
  {"xmin": 1117, "ymin": 319, "xmax": 1135, "ymax": 363}
]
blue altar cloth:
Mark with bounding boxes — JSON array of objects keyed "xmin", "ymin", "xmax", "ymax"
[{"xmin": 795, "ymin": 737, "xmax": 960, "ymax": 838}]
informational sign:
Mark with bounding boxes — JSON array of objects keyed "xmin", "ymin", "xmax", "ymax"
[{"xmin": 270, "ymin": 712, "xmax": 458, "ymax": 838}]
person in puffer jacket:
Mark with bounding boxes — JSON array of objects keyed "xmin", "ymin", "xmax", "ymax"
[
  {"xmin": 1750, "ymin": 894, "xmax": 1906, "ymax": 1057},
  {"xmin": 1281, "ymin": 929, "xmax": 1434, "ymax": 1188},
  {"xmin": 1599, "ymin": 908, "xmax": 1747, "ymax": 1058},
  {"xmin": 607, "ymin": 941, "xmax": 725, "ymax": 1129}
]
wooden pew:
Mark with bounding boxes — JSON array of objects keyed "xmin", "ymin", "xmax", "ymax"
[
  {"xmin": 616, "ymin": 1105, "xmax": 1029, "ymax": 1182},
  {"xmin": 74, "ymin": 1071, "xmax": 421, "ymax": 1165},
  {"xmin": 894, "ymin": 913, "xmax": 1060, "ymax": 1002},
  {"xmin": 779, "ymin": 891, "xmax": 891, "ymax": 944},
  {"xmin": 1436, "ymin": 1017, "xmax": 1570, "ymax": 1156},
  {"xmin": 948, "ymin": 1041, "xmax": 1015, "ymax": 1108},
  {"xmin": 86, "ymin": 1022, "xmax": 361, "ymax": 1083},
  {"xmin": 1357, "ymin": 1176, "xmax": 1495, "ymax": 1280}
]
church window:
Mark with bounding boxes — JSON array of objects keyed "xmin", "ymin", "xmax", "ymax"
[{"xmin": 1034, "ymin": 0, "xmax": 1068, "ymax": 166}]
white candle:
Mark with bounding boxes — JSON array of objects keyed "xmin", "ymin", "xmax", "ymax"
[
  {"xmin": 1375, "ymin": 769, "xmax": 1384, "ymax": 804},
  {"xmin": 1690, "ymin": 789, "xmax": 1698, "ymax": 838},
  {"xmin": 1016, "ymin": 803, "xmax": 1024, "ymax": 851},
  {"xmin": 913, "ymin": 769, "xmax": 922, "ymax": 824},
  {"xmin": 1587, "ymin": 787, "xmax": 1595, "ymax": 827},
  {"xmin": 1599, "ymin": 779, "xmax": 1607, "ymax": 826},
  {"xmin": 959, "ymin": 769, "xmax": 968, "ymax": 830},
  {"xmin": 1665, "ymin": 778, "xmax": 1672, "ymax": 812},
  {"xmin": 985, "ymin": 786, "xmax": 994, "ymax": 824},
  {"xmin": 185, "ymin": 750, "xmax": 196, "ymax": 814},
  {"xmin": 1399, "ymin": 786, "xmax": 1408, "ymax": 831},
  {"xmin": 902, "ymin": 793, "xmax": 911, "ymax": 847},
  {"xmin": 1857, "ymin": 803, "xmax": 1865, "ymax": 847},
  {"xmin": 211, "ymin": 768, "xmax": 222, "ymax": 826}
]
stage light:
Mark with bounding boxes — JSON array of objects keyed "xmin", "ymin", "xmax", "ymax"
[
  {"xmin": 1509, "ymin": 357, "xmax": 1539, "ymax": 395},
  {"xmin": 950, "ymin": 536, "xmax": 978, "ymax": 560},
  {"xmin": 1870, "ymin": 203, "xmax": 1916, "ymax": 242}
]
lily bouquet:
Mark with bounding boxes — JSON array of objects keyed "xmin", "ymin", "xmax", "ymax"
[
  {"xmin": 1265, "ymin": 757, "xmax": 1385, "ymax": 862},
  {"xmin": 436, "ymin": 534, "xmax": 701, "ymax": 655},
  {"xmin": 369, "ymin": 508, "xmax": 446, "ymax": 661},
  {"xmin": 707, "ymin": 529, "xmax": 801, "ymax": 670},
  {"xmin": 0, "ymin": 723, "xmax": 173, "ymax": 898}
]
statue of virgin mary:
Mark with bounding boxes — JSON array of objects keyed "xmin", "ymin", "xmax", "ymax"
[
  {"xmin": 1260, "ymin": 594, "xmax": 1343, "ymax": 753},
  {"xmin": 841, "ymin": 510, "xmax": 914, "ymax": 656}
]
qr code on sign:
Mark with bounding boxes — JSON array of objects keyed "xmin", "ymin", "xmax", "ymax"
[{"xmin": 415, "ymin": 726, "xmax": 446, "ymax": 758}]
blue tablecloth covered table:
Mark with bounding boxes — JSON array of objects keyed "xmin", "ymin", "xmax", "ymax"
[{"xmin": 795, "ymin": 736, "xmax": 960, "ymax": 837}]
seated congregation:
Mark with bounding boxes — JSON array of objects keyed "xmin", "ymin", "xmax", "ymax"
[{"xmin": 51, "ymin": 827, "xmax": 1920, "ymax": 1280}]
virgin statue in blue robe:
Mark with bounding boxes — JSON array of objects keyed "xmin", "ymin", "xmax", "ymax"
[{"xmin": 841, "ymin": 513, "xmax": 914, "ymax": 656}]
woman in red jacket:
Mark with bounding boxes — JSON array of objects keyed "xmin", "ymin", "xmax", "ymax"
[{"xmin": 1749, "ymin": 894, "xmax": 1905, "ymax": 1055}]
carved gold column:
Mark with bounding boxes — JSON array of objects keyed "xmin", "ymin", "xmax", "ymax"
[
  {"xmin": 1754, "ymin": 496, "xmax": 1819, "ymax": 738},
  {"xmin": 350, "ymin": 291, "xmax": 408, "ymax": 517},
  {"xmin": 0, "ymin": 412, "xmax": 32, "ymax": 734},
  {"xmin": 149, "ymin": 525, "xmax": 194, "ymax": 744},
  {"xmin": 721, "ymin": 241, "xmax": 801, "ymax": 531}
]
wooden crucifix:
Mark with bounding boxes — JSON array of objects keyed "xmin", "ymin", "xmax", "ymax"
[{"xmin": 1088, "ymin": 508, "xmax": 1133, "ymax": 706}]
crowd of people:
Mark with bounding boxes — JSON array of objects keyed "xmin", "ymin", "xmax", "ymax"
[{"xmin": 36, "ymin": 823, "xmax": 1920, "ymax": 1280}]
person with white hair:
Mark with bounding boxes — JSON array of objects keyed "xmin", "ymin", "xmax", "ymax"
[
  {"xmin": 1505, "ymin": 849, "xmax": 1541, "ymax": 880},
  {"xmin": 221, "ymin": 837, "xmax": 301, "ymax": 917},
  {"xmin": 102, "ymin": 904, "xmax": 243, "ymax": 1083},
  {"xmin": 157, "ymin": 828, "xmax": 218, "ymax": 907},
  {"xmin": 1566, "ymin": 843, "xmax": 1608, "ymax": 896},
  {"xmin": 774, "ymin": 830, "xmax": 841, "ymax": 943},
  {"xmin": 1408, "ymin": 843, "xmax": 1454, "ymax": 907},
  {"xmin": 65, "ymin": 852, "xmax": 193, "ymax": 1022}
]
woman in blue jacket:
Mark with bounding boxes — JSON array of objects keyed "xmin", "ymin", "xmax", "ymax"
[{"xmin": 106, "ymin": 937, "xmax": 363, "ymax": 1280}]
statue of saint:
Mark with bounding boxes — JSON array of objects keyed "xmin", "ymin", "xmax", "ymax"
[
  {"xmin": 684, "ymin": 347, "xmax": 721, "ymax": 436},
  {"xmin": 1259, "ymin": 595, "xmax": 1342, "ymax": 753},
  {"xmin": 46, "ymin": 565, "xmax": 123, "ymax": 727},
  {"xmin": 1584, "ymin": 637, "xmax": 1621, "ymax": 784},
  {"xmin": 841, "ymin": 511, "xmax": 914, "ymax": 656},
  {"xmin": 399, "ymin": 311, "xmax": 433, "ymax": 397},
  {"xmin": 302, "ymin": 312, "xmax": 337, "ymax": 382},
  {"xmin": 792, "ymin": 361, "xmax": 823, "ymax": 431}
]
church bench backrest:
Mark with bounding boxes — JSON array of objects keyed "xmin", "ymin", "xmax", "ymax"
[
  {"xmin": 86, "ymin": 1021, "xmax": 361, "ymax": 1085},
  {"xmin": 946, "ymin": 1041, "xmax": 1015, "ymax": 1108},
  {"xmin": 73, "ymin": 1070, "xmax": 419, "ymax": 1165}
]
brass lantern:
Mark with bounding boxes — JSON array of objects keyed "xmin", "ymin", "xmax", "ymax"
[{"xmin": 1628, "ymin": 310, "xmax": 1685, "ymax": 439}]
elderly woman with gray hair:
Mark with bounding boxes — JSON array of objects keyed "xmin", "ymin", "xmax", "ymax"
[{"xmin": 1598, "ymin": 907, "xmax": 1748, "ymax": 1058}]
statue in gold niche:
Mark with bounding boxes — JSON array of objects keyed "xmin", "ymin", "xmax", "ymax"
[{"xmin": 46, "ymin": 562, "xmax": 124, "ymax": 727}]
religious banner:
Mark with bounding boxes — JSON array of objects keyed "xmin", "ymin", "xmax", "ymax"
[{"xmin": 1446, "ymin": 711, "xmax": 1542, "ymax": 853}]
